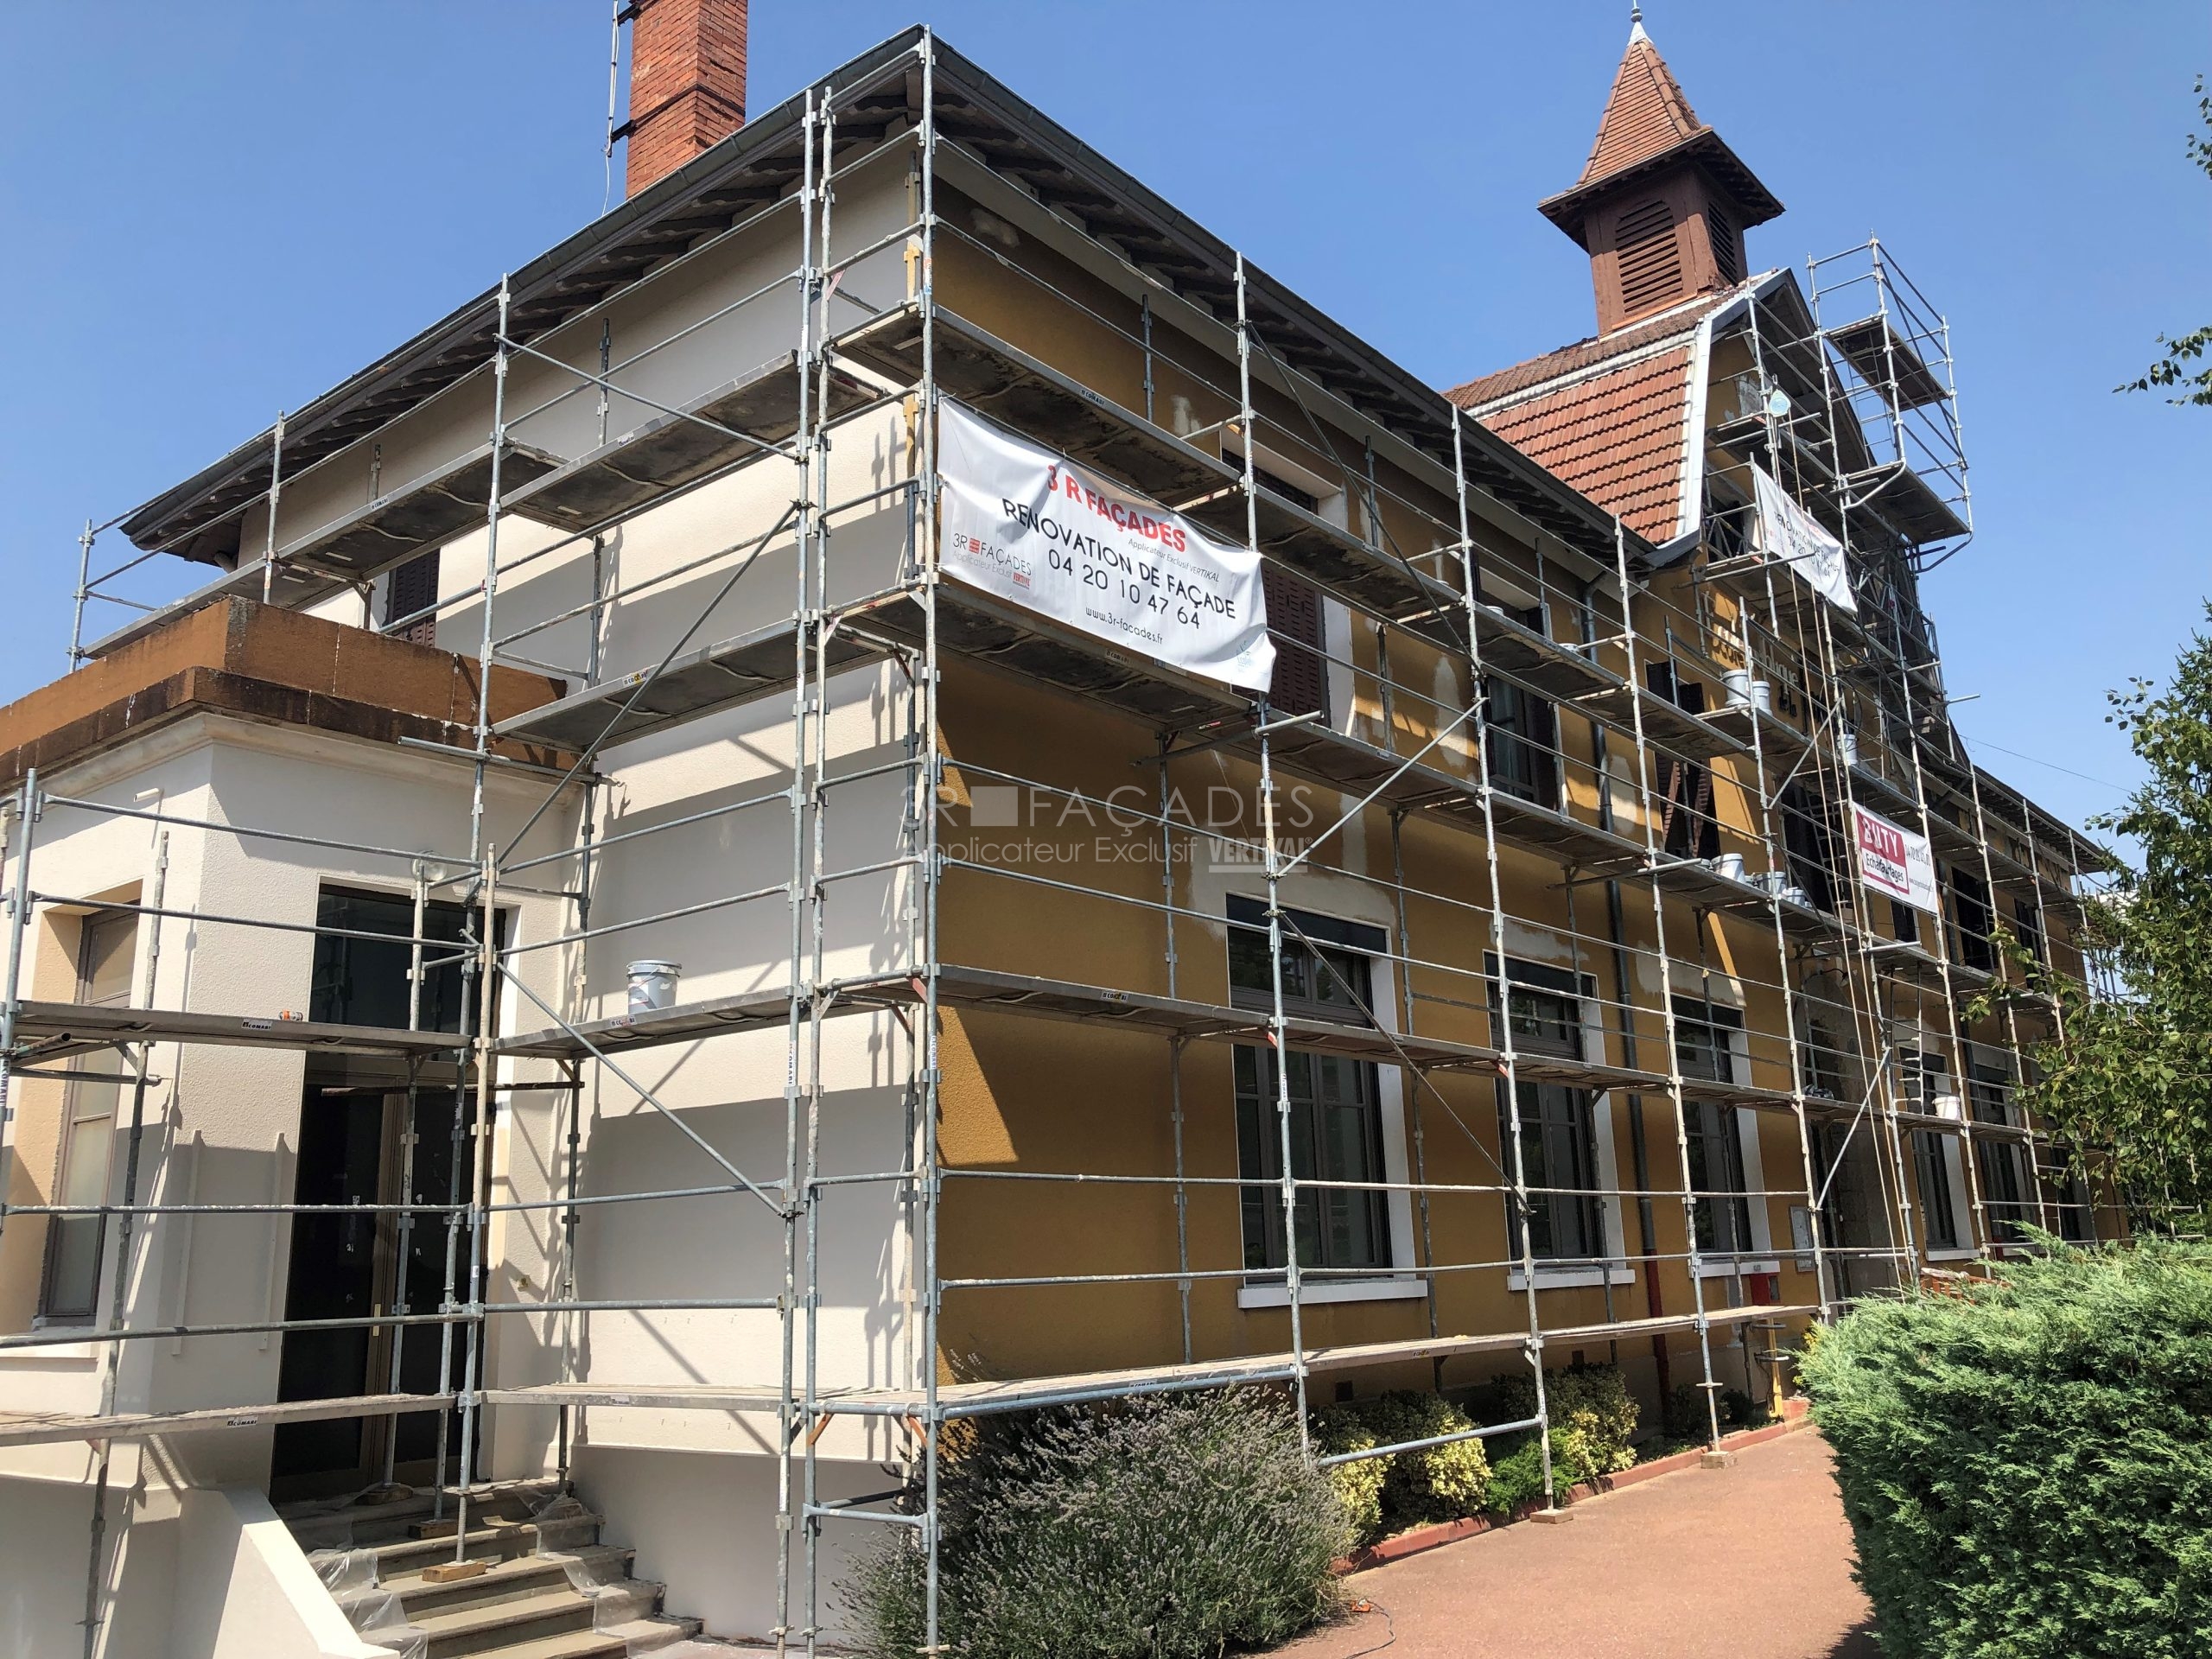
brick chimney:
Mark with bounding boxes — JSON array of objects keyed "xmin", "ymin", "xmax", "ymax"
[{"xmin": 625, "ymin": 0, "xmax": 748, "ymax": 198}]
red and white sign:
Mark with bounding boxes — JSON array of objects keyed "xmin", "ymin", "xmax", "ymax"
[
  {"xmin": 1853, "ymin": 802, "xmax": 1939, "ymax": 915},
  {"xmin": 936, "ymin": 400, "xmax": 1276, "ymax": 690}
]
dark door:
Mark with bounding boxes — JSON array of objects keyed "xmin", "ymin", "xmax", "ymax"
[{"xmin": 270, "ymin": 1090, "xmax": 391, "ymax": 1494}]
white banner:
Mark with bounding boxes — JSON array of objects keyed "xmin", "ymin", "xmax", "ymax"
[
  {"xmin": 937, "ymin": 401, "xmax": 1276, "ymax": 690},
  {"xmin": 1752, "ymin": 464, "xmax": 1856, "ymax": 614},
  {"xmin": 1853, "ymin": 802, "xmax": 1940, "ymax": 915}
]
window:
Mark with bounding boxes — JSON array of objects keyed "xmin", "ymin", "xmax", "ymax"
[
  {"xmin": 1890, "ymin": 899, "xmax": 1919, "ymax": 946},
  {"xmin": 1948, "ymin": 865, "xmax": 1995, "ymax": 972},
  {"xmin": 1799, "ymin": 1011, "xmax": 1848, "ymax": 1101},
  {"xmin": 1912, "ymin": 1131, "xmax": 1965, "ymax": 1251},
  {"xmin": 1485, "ymin": 677, "xmax": 1560, "ymax": 808},
  {"xmin": 1777, "ymin": 781, "xmax": 1840, "ymax": 912},
  {"xmin": 1898, "ymin": 1046, "xmax": 1952, "ymax": 1116},
  {"xmin": 311, "ymin": 886, "xmax": 480, "ymax": 1033},
  {"xmin": 1490, "ymin": 958, "xmax": 1603, "ymax": 1266},
  {"xmin": 1649, "ymin": 668, "xmax": 1719, "ymax": 861},
  {"xmin": 1229, "ymin": 900, "xmax": 1390, "ymax": 1274},
  {"xmin": 2011, "ymin": 898, "xmax": 2044, "ymax": 966},
  {"xmin": 1676, "ymin": 998, "xmax": 1754, "ymax": 1259},
  {"xmin": 41, "ymin": 911, "xmax": 138, "ymax": 1322},
  {"xmin": 384, "ymin": 550, "xmax": 441, "ymax": 647}
]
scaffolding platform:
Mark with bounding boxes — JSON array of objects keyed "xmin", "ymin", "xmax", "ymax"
[
  {"xmin": 8, "ymin": 999, "xmax": 474, "ymax": 1066},
  {"xmin": 506, "ymin": 352, "xmax": 879, "ymax": 533},
  {"xmin": 494, "ymin": 619, "xmax": 890, "ymax": 753},
  {"xmin": 1844, "ymin": 460, "xmax": 1968, "ymax": 547},
  {"xmin": 486, "ymin": 1303, "xmax": 1819, "ymax": 1423},
  {"xmin": 1572, "ymin": 683, "xmax": 1747, "ymax": 764},
  {"xmin": 0, "ymin": 1391, "xmax": 456, "ymax": 1452},
  {"xmin": 1825, "ymin": 315, "xmax": 1948, "ymax": 410}
]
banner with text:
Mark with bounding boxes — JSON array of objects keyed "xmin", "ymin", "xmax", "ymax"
[
  {"xmin": 1752, "ymin": 464, "xmax": 1857, "ymax": 615},
  {"xmin": 1852, "ymin": 801, "xmax": 1940, "ymax": 915},
  {"xmin": 937, "ymin": 400, "xmax": 1276, "ymax": 690}
]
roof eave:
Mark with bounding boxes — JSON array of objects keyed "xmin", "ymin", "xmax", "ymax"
[{"xmin": 1537, "ymin": 130, "xmax": 1784, "ymax": 249}]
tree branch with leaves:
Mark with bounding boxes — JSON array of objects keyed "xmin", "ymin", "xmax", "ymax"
[{"xmin": 2118, "ymin": 76, "xmax": 2212, "ymax": 407}]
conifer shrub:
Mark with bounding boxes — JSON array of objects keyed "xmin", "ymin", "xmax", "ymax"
[
  {"xmin": 844, "ymin": 1389, "xmax": 1349, "ymax": 1659},
  {"xmin": 1802, "ymin": 1238, "xmax": 2212, "ymax": 1658}
]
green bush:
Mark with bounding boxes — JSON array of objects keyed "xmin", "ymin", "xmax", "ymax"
[
  {"xmin": 1492, "ymin": 1362, "xmax": 1640, "ymax": 1481},
  {"xmin": 1361, "ymin": 1391, "xmax": 1491, "ymax": 1527},
  {"xmin": 1483, "ymin": 1433, "xmax": 1548, "ymax": 1515},
  {"xmin": 843, "ymin": 1389, "xmax": 1349, "ymax": 1659},
  {"xmin": 1802, "ymin": 1238, "xmax": 2212, "ymax": 1658},
  {"xmin": 1312, "ymin": 1406, "xmax": 1386, "ymax": 1545}
]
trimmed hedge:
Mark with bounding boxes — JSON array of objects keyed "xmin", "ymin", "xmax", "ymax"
[
  {"xmin": 1802, "ymin": 1238, "xmax": 2212, "ymax": 1658},
  {"xmin": 844, "ymin": 1389, "xmax": 1348, "ymax": 1659}
]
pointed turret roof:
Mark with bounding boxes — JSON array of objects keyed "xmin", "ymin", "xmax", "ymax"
[
  {"xmin": 1578, "ymin": 20, "xmax": 1706, "ymax": 185},
  {"xmin": 1538, "ymin": 22, "xmax": 1782, "ymax": 251}
]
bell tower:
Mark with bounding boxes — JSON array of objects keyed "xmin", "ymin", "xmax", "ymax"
[{"xmin": 1539, "ymin": 15, "xmax": 1783, "ymax": 334}]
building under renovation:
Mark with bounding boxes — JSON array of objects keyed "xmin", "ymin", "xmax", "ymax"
[{"xmin": 0, "ymin": 7, "xmax": 2112, "ymax": 1655}]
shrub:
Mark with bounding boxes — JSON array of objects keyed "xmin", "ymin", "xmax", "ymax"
[
  {"xmin": 1312, "ymin": 1406, "xmax": 1387, "ymax": 1545},
  {"xmin": 843, "ymin": 1389, "xmax": 1349, "ymax": 1659},
  {"xmin": 1663, "ymin": 1379, "xmax": 1767, "ymax": 1440},
  {"xmin": 1802, "ymin": 1237, "xmax": 2212, "ymax": 1658},
  {"xmin": 1360, "ymin": 1391, "xmax": 1490, "ymax": 1527},
  {"xmin": 1483, "ymin": 1433, "xmax": 1548, "ymax": 1515},
  {"xmin": 1492, "ymin": 1362, "xmax": 1639, "ymax": 1480}
]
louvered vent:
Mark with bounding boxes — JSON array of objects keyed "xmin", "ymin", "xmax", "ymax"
[
  {"xmin": 385, "ymin": 549, "xmax": 441, "ymax": 646},
  {"xmin": 1614, "ymin": 197, "xmax": 1682, "ymax": 315},
  {"xmin": 1708, "ymin": 202, "xmax": 1742, "ymax": 285}
]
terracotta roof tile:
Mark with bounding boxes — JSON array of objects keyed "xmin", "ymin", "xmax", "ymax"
[
  {"xmin": 1455, "ymin": 345, "xmax": 1695, "ymax": 545},
  {"xmin": 1580, "ymin": 26, "xmax": 1707, "ymax": 188},
  {"xmin": 1442, "ymin": 296, "xmax": 1723, "ymax": 409}
]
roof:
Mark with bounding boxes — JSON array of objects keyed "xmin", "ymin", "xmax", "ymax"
[
  {"xmin": 1538, "ymin": 24, "xmax": 1783, "ymax": 249},
  {"xmin": 1444, "ymin": 289, "xmax": 1737, "ymax": 545},
  {"xmin": 1580, "ymin": 21, "xmax": 1704, "ymax": 186},
  {"xmin": 118, "ymin": 28, "xmax": 1643, "ymax": 576}
]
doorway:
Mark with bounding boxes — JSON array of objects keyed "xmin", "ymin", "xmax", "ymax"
[{"xmin": 270, "ymin": 1080, "xmax": 479, "ymax": 1500}]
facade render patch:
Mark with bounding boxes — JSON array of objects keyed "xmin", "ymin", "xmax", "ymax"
[{"xmin": 1, "ymin": 14, "xmax": 2114, "ymax": 1655}]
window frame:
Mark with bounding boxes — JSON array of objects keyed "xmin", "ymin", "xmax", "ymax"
[
  {"xmin": 39, "ymin": 908, "xmax": 141, "ymax": 1325},
  {"xmin": 1226, "ymin": 899, "xmax": 1421, "ymax": 1306},
  {"xmin": 1672, "ymin": 995, "xmax": 1777, "ymax": 1277},
  {"xmin": 1486, "ymin": 955, "xmax": 1631, "ymax": 1289}
]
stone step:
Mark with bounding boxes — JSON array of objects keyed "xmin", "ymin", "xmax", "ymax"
[
  {"xmin": 403, "ymin": 1585, "xmax": 599, "ymax": 1658},
  {"xmin": 459, "ymin": 1618, "xmax": 707, "ymax": 1659},
  {"xmin": 355, "ymin": 1543, "xmax": 635, "ymax": 1617}
]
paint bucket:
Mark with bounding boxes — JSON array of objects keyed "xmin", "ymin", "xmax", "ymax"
[
  {"xmin": 1713, "ymin": 853, "xmax": 1747, "ymax": 883},
  {"xmin": 626, "ymin": 960, "xmax": 683, "ymax": 1015},
  {"xmin": 1838, "ymin": 728, "xmax": 1859, "ymax": 767},
  {"xmin": 1724, "ymin": 669, "xmax": 1755, "ymax": 707}
]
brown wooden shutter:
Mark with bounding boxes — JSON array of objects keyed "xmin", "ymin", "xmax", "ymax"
[
  {"xmin": 1262, "ymin": 564, "xmax": 1327, "ymax": 719},
  {"xmin": 385, "ymin": 550, "xmax": 441, "ymax": 646}
]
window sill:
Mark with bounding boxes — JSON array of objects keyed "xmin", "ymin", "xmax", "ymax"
[
  {"xmin": 0, "ymin": 1337, "xmax": 99, "ymax": 1364},
  {"xmin": 1237, "ymin": 1276, "xmax": 1427, "ymax": 1310},
  {"xmin": 1925, "ymin": 1248, "xmax": 1980, "ymax": 1262},
  {"xmin": 1507, "ymin": 1265, "xmax": 1636, "ymax": 1292},
  {"xmin": 1694, "ymin": 1258, "xmax": 1780, "ymax": 1279}
]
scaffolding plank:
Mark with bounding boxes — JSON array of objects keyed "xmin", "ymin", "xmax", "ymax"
[
  {"xmin": 485, "ymin": 1306, "xmax": 1820, "ymax": 1422},
  {"xmin": 505, "ymin": 353, "xmax": 877, "ymax": 533},
  {"xmin": 8, "ymin": 1001, "xmax": 474, "ymax": 1065},
  {"xmin": 1572, "ymin": 683, "xmax": 1747, "ymax": 763},
  {"xmin": 283, "ymin": 440, "xmax": 562, "ymax": 578},
  {"xmin": 1472, "ymin": 605, "xmax": 1620, "ymax": 702},
  {"xmin": 493, "ymin": 621, "xmax": 888, "ymax": 753},
  {"xmin": 1844, "ymin": 460, "xmax": 1967, "ymax": 547},
  {"xmin": 838, "ymin": 307, "xmax": 1225, "ymax": 507},
  {"xmin": 0, "ymin": 1391, "xmax": 455, "ymax": 1450},
  {"xmin": 1826, "ymin": 315, "xmax": 1948, "ymax": 410}
]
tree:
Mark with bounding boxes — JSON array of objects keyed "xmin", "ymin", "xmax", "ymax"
[
  {"xmin": 1981, "ymin": 607, "xmax": 2212, "ymax": 1221},
  {"xmin": 2118, "ymin": 77, "xmax": 2212, "ymax": 407}
]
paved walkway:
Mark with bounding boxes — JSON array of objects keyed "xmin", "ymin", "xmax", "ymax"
[{"xmin": 1277, "ymin": 1427, "xmax": 1878, "ymax": 1659}]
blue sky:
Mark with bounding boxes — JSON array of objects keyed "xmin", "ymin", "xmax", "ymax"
[{"xmin": 2, "ymin": 2, "xmax": 2204, "ymax": 836}]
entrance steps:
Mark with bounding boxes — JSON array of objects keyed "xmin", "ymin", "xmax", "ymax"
[{"xmin": 278, "ymin": 1478, "xmax": 728, "ymax": 1658}]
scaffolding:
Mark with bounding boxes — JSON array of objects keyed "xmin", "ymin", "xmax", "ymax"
[{"xmin": 3, "ymin": 29, "xmax": 2114, "ymax": 1657}]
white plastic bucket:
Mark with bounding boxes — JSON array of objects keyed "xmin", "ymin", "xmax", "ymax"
[
  {"xmin": 1724, "ymin": 669, "xmax": 1755, "ymax": 707},
  {"xmin": 626, "ymin": 960, "xmax": 683, "ymax": 1015},
  {"xmin": 1839, "ymin": 728, "xmax": 1860, "ymax": 767},
  {"xmin": 1713, "ymin": 853, "xmax": 1747, "ymax": 883}
]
